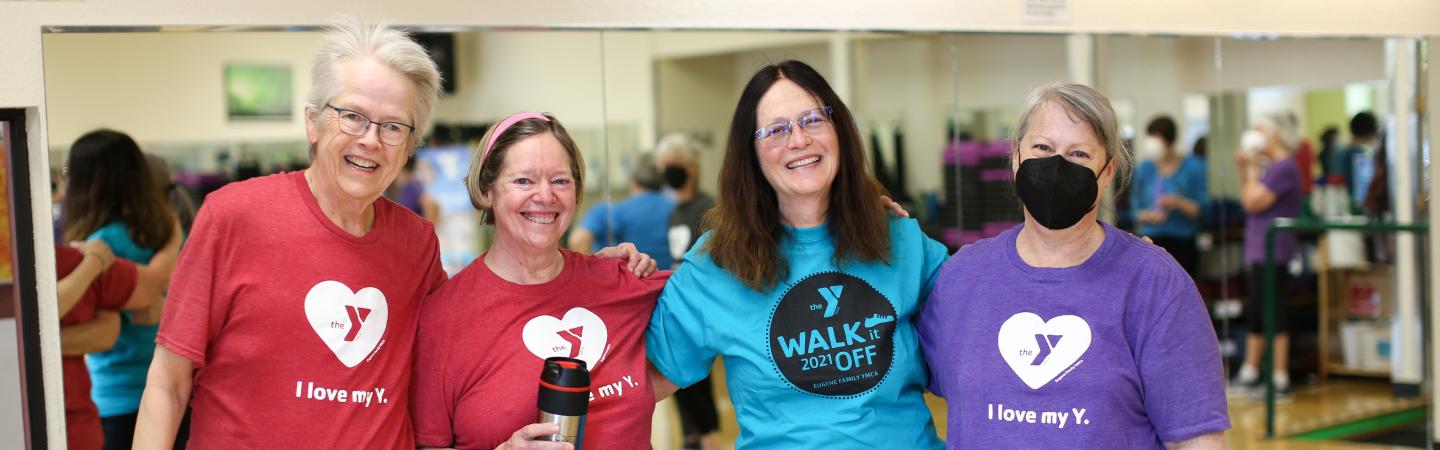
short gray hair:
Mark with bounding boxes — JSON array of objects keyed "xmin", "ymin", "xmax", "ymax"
[
  {"xmin": 304, "ymin": 16, "xmax": 441, "ymax": 152},
  {"xmin": 1010, "ymin": 82, "xmax": 1131, "ymax": 190},
  {"xmin": 655, "ymin": 133, "xmax": 701, "ymax": 166},
  {"xmin": 1253, "ymin": 110, "xmax": 1300, "ymax": 150}
]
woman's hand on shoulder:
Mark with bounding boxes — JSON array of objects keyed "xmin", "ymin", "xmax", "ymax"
[
  {"xmin": 881, "ymin": 195, "xmax": 910, "ymax": 218},
  {"xmin": 594, "ymin": 242, "xmax": 658, "ymax": 278},
  {"xmin": 495, "ymin": 423, "xmax": 573, "ymax": 450}
]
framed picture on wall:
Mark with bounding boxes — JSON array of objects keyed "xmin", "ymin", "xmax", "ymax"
[{"xmin": 224, "ymin": 63, "xmax": 293, "ymax": 121}]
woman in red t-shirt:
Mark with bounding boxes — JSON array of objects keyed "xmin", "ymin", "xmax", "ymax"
[{"xmin": 411, "ymin": 112, "xmax": 664, "ymax": 450}]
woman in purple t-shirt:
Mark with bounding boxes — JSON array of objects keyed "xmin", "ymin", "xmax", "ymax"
[
  {"xmin": 917, "ymin": 83, "xmax": 1229, "ymax": 449},
  {"xmin": 1232, "ymin": 111, "xmax": 1304, "ymax": 397}
]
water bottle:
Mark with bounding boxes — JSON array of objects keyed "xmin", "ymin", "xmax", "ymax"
[{"xmin": 537, "ymin": 356, "xmax": 589, "ymax": 447}]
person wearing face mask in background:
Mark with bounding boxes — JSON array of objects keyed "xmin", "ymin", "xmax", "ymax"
[
  {"xmin": 1230, "ymin": 111, "xmax": 1304, "ymax": 399},
  {"xmin": 653, "ymin": 133, "xmax": 722, "ymax": 450},
  {"xmin": 1130, "ymin": 115, "xmax": 1208, "ymax": 279},
  {"xmin": 918, "ymin": 83, "xmax": 1228, "ymax": 449},
  {"xmin": 569, "ymin": 151, "xmax": 677, "ymax": 270}
]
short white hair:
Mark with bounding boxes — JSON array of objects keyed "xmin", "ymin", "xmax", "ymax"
[
  {"xmin": 1254, "ymin": 111, "xmax": 1300, "ymax": 150},
  {"xmin": 304, "ymin": 16, "xmax": 441, "ymax": 150},
  {"xmin": 655, "ymin": 133, "xmax": 701, "ymax": 166}
]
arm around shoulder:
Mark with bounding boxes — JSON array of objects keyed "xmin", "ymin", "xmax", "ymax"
[{"xmin": 126, "ymin": 219, "xmax": 184, "ymax": 311}]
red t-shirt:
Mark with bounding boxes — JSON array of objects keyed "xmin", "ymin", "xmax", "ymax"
[
  {"xmin": 411, "ymin": 250, "xmax": 668, "ymax": 449},
  {"xmin": 55, "ymin": 245, "xmax": 137, "ymax": 450},
  {"xmin": 157, "ymin": 171, "xmax": 446, "ymax": 449}
]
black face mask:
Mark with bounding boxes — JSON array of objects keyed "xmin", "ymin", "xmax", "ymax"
[
  {"xmin": 1014, "ymin": 155, "xmax": 1104, "ymax": 230},
  {"xmin": 663, "ymin": 165, "xmax": 689, "ymax": 190}
]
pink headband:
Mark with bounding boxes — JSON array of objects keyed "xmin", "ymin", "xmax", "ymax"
[{"xmin": 481, "ymin": 112, "xmax": 551, "ymax": 166}]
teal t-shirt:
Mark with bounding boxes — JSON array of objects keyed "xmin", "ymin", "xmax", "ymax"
[
  {"xmin": 647, "ymin": 216, "xmax": 949, "ymax": 449},
  {"xmin": 1129, "ymin": 157, "xmax": 1208, "ymax": 239},
  {"xmin": 87, "ymin": 221, "xmax": 159, "ymax": 417}
]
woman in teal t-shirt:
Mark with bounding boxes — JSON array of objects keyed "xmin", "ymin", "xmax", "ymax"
[
  {"xmin": 646, "ymin": 60, "xmax": 949, "ymax": 449},
  {"xmin": 62, "ymin": 130, "xmax": 183, "ymax": 450}
]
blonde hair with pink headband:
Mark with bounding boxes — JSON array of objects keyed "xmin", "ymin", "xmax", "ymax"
[{"xmin": 465, "ymin": 112, "xmax": 585, "ymax": 225}]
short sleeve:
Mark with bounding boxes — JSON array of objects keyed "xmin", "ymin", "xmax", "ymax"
[
  {"xmin": 155, "ymin": 201, "xmax": 236, "ymax": 368},
  {"xmin": 1137, "ymin": 283, "xmax": 1231, "ymax": 442},
  {"xmin": 917, "ymin": 250, "xmax": 965, "ymax": 399},
  {"xmin": 645, "ymin": 262, "xmax": 718, "ymax": 388},
  {"xmin": 917, "ymin": 232, "xmax": 950, "ymax": 301},
  {"xmin": 94, "ymin": 258, "xmax": 138, "ymax": 311},
  {"xmin": 410, "ymin": 295, "xmax": 455, "ymax": 447},
  {"xmin": 421, "ymin": 232, "xmax": 448, "ymax": 294},
  {"xmin": 581, "ymin": 203, "xmax": 611, "ymax": 247},
  {"xmin": 1261, "ymin": 161, "xmax": 1301, "ymax": 198}
]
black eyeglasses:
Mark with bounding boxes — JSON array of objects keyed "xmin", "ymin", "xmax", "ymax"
[
  {"xmin": 324, "ymin": 103, "xmax": 415, "ymax": 147},
  {"xmin": 754, "ymin": 106, "xmax": 834, "ymax": 147}
]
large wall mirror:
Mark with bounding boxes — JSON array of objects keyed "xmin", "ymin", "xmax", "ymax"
[{"xmin": 18, "ymin": 24, "xmax": 1431, "ymax": 449}]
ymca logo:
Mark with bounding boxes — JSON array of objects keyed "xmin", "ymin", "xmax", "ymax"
[
  {"xmin": 522, "ymin": 307, "xmax": 610, "ymax": 370},
  {"xmin": 997, "ymin": 312, "xmax": 1091, "ymax": 389},
  {"xmin": 769, "ymin": 272, "xmax": 897, "ymax": 397},
  {"xmin": 304, "ymin": 281, "xmax": 390, "ymax": 368},
  {"xmin": 817, "ymin": 285, "xmax": 843, "ymax": 318}
]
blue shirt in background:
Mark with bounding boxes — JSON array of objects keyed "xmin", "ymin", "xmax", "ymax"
[
  {"xmin": 1130, "ymin": 157, "xmax": 1208, "ymax": 239},
  {"xmin": 579, "ymin": 190, "xmax": 676, "ymax": 269},
  {"xmin": 87, "ymin": 222, "xmax": 159, "ymax": 418}
]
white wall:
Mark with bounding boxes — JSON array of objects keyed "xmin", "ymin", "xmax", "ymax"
[{"xmin": 43, "ymin": 32, "xmax": 318, "ymax": 149}]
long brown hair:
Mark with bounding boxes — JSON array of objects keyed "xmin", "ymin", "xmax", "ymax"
[
  {"xmin": 705, "ymin": 60, "xmax": 891, "ymax": 292},
  {"xmin": 62, "ymin": 130, "xmax": 175, "ymax": 249}
]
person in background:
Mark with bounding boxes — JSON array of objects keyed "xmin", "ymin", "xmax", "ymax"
[
  {"xmin": 658, "ymin": 133, "xmax": 715, "ymax": 270},
  {"xmin": 1232, "ymin": 111, "xmax": 1304, "ymax": 398},
  {"xmin": 51, "ymin": 168, "xmax": 66, "ymax": 241},
  {"xmin": 386, "ymin": 156, "xmax": 441, "ymax": 223},
  {"xmin": 1332, "ymin": 112, "xmax": 1378, "ymax": 207},
  {"xmin": 569, "ymin": 151, "xmax": 677, "ymax": 269},
  {"xmin": 653, "ymin": 133, "xmax": 721, "ymax": 449},
  {"xmin": 56, "ymin": 241, "xmax": 128, "ymax": 450},
  {"xmin": 411, "ymin": 112, "xmax": 661, "ymax": 449},
  {"xmin": 1317, "ymin": 126, "xmax": 1340, "ymax": 181},
  {"xmin": 647, "ymin": 59, "xmax": 948, "ymax": 449},
  {"xmin": 919, "ymin": 83, "xmax": 1228, "ymax": 448},
  {"xmin": 1131, "ymin": 115, "xmax": 1208, "ymax": 278},
  {"xmin": 146, "ymin": 155, "xmax": 198, "ymax": 236},
  {"xmin": 1292, "ymin": 121, "xmax": 1316, "ymax": 197},
  {"xmin": 61, "ymin": 129, "xmax": 185, "ymax": 450}
]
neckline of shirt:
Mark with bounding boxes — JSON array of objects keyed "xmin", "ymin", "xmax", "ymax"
[
  {"xmin": 1003, "ymin": 222, "xmax": 1118, "ymax": 279},
  {"xmin": 475, "ymin": 248, "xmax": 580, "ymax": 296},
  {"xmin": 294, "ymin": 170, "xmax": 386, "ymax": 245}
]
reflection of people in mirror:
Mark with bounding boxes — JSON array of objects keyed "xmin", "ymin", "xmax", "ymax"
[
  {"xmin": 56, "ymin": 239, "xmax": 171, "ymax": 450},
  {"xmin": 61, "ymin": 129, "xmax": 185, "ymax": 450}
]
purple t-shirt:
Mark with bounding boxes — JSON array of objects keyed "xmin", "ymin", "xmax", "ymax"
[
  {"xmin": 918, "ymin": 223, "xmax": 1229, "ymax": 448},
  {"xmin": 1244, "ymin": 157, "xmax": 1302, "ymax": 264}
]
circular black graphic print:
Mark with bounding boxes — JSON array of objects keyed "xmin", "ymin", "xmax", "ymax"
[{"xmin": 768, "ymin": 271, "xmax": 897, "ymax": 397}]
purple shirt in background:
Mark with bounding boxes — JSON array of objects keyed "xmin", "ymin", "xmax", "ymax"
[
  {"xmin": 1244, "ymin": 157, "xmax": 1302, "ymax": 264},
  {"xmin": 918, "ymin": 223, "xmax": 1229, "ymax": 449}
]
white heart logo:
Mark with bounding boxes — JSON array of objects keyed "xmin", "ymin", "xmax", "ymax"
[
  {"xmin": 304, "ymin": 280, "xmax": 389, "ymax": 368},
  {"xmin": 521, "ymin": 307, "xmax": 609, "ymax": 370},
  {"xmin": 997, "ymin": 312, "xmax": 1091, "ymax": 390}
]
